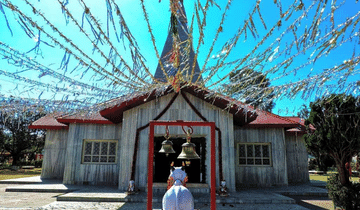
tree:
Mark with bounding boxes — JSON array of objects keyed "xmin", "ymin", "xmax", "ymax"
[
  {"xmin": 306, "ymin": 146, "xmax": 335, "ymax": 173},
  {"xmin": 0, "ymin": 109, "xmax": 45, "ymax": 165},
  {"xmin": 0, "ymin": 129, "xmax": 9, "ymax": 163},
  {"xmin": 299, "ymin": 104, "xmax": 335, "ymax": 173},
  {"xmin": 226, "ymin": 68, "xmax": 275, "ymax": 112},
  {"xmin": 304, "ymin": 94, "xmax": 360, "ymax": 186}
]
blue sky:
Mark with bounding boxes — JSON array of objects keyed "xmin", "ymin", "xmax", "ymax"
[{"xmin": 0, "ymin": 0, "xmax": 359, "ymax": 116}]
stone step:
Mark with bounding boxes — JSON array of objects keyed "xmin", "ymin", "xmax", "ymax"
[
  {"xmin": 152, "ymin": 182, "xmax": 210, "ymax": 194},
  {"xmin": 56, "ymin": 191, "xmax": 295, "ymax": 204}
]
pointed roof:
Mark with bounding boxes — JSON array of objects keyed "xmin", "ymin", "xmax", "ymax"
[{"xmin": 154, "ymin": 0, "xmax": 202, "ymax": 83}]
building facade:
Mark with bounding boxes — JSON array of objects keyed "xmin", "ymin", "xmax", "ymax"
[{"xmin": 29, "ymin": 0, "xmax": 309, "ymax": 192}]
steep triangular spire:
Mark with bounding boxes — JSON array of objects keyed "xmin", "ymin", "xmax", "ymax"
[{"xmin": 154, "ymin": 0, "xmax": 202, "ymax": 83}]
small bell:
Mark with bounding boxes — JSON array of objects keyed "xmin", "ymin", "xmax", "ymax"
[
  {"xmin": 177, "ymin": 141, "xmax": 200, "ymax": 159},
  {"xmin": 177, "ymin": 126, "xmax": 200, "ymax": 160},
  {"xmin": 158, "ymin": 125, "xmax": 175, "ymax": 156},
  {"xmin": 159, "ymin": 139, "xmax": 175, "ymax": 156}
]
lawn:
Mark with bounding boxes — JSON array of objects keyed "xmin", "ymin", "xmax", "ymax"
[
  {"xmin": 310, "ymin": 172, "xmax": 360, "ymax": 183},
  {"xmin": 0, "ymin": 168, "xmax": 42, "ymax": 181},
  {"xmin": 308, "ymin": 172, "xmax": 360, "ymax": 210}
]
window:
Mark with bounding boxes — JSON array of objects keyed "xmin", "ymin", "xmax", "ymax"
[
  {"xmin": 82, "ymin": 140, "xmax": 117, "ymax": 164},
  {"xmin": 238, "ymin": 143, "xmax": 271, "ymax": 166}
]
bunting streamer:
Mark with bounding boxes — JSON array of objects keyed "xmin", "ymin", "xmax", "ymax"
[{"xmin": 0, "ymin": 0, "xmax": 359, "ymax": 115}]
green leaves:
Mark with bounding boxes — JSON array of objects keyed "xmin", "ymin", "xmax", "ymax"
[{"xmin": 305, "ymin": 94, "xmax": 360, "ymax": 186}]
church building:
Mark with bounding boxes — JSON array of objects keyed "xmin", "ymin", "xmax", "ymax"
[{"xmin": 29, "ymin": 0, "xmax": 309, "ymax": 192}]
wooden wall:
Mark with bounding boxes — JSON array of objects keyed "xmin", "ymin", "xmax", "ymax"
[
  {"xmin": 62, "ymin": 123, "xmax": 121, "ymax": 185},
  {"xmin": 234, "ymin": 127, "xmax": 288, "ymax": 189},
  {"xmin": 285, "ymin": 133, "xmax": 309, "ymax": 184},
  {"xmin": 41, "ymin": 129, "xmax": 68, "ymax": 179},
  {"xmin": 118, "ymin": 92, "xmax": 236, "ymax": 192}
]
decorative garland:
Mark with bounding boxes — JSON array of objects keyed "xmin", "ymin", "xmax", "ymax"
[
  {"xmin": 130, "ymin": 92, "xmax": 180, "ymax": 180},
  {"xmin": 130, "ymin": 90, "xmax": 224, "ymax": 184},
  {"xmin": 180, "ymin": 91, "xmax": 224, "ymax": 182}
]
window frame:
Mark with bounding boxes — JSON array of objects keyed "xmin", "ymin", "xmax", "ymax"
[
  {"xmin": 81, "ymin": 139, "xmax": 118, "ymax": 164},
  {"xmin": 237, "ymin": 143, "xmax": 272, "ymax": 167}
]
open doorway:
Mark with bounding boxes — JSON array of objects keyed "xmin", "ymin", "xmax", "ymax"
[{"xmin": 153, "ymin": 136, "xmax": 206, "ymax": 183}]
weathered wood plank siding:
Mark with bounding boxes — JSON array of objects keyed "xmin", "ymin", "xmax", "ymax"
[
  {"xmin": 285, "ymin": 133, "xmax": 309, "ymax": 184},
  {"xmin": 119, "ymin": 92, "xmax": 236, "ymax": 192},
  {"xmin": 63, "ymin": 124, "xmax": 121, "ymax": 185},
  {"xmin": 41, "ymin": 129, "xmax": 68, "ymax": 179},
  {"xmin": 234, "ymin": 127, "xmax": 288, "ymax": 189}
]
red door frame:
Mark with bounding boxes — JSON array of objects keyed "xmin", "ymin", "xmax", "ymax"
[{"xmin": 147, "ymin": 120, "xmax": 216, "ymax": 210}]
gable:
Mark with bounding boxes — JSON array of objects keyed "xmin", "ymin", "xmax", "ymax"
[{"xmin": 100, "ymin": 85, "xmax": 257, "ymax": 126}]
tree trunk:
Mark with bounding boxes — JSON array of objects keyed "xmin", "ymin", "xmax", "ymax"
[
  {"xmin": 318, "ymin": 156, "xmax": 328, "ymax": 173},
  {"xmin": 11, "ymin": 153, "xmax": 21, "ymax": 166},
  {"xmin": 337, "ymin": 160, "xmax": 350, "ymax": 186}
]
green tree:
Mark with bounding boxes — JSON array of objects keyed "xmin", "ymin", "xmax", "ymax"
[
  {"xmin": 226, "ymin": 68, "xmax": 275, "ymax": 112},
  {"xmin": 0, "ymin": 109, "xmax": 45, "ymax": 166},
  {"xmin": 304, "ymin": 94, "xmax": 360, "ymax": 186},
  {"xmin": 0, "ymin": 129, "xmax": 9, "ymax": 163},
  {"xmin": 299, "ymin": 104, "xmax": 335, "ymax": 173}
]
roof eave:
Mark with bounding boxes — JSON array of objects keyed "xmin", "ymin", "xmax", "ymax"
[
  {"xmin": 56, "ymin": 119, "xmax": 114, "ymax": 124},
  {"xmin": 28, "ymin": 125, "xmax": 69, "ymax": 130},
  {"xmin": 244, "ymin": 124, "xmax": 300, "ymax": 128}
]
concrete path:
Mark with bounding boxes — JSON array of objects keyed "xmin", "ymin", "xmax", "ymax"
[
  {"xmin": 0, "ymin": 183, "xmax": 59, "ymax": 209},
  {"xmin": 0, "ymin": 176, "xmax": 331, "ymax": 209}
]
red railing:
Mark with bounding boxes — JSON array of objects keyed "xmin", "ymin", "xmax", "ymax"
[{"xmin": 147, "ymin": 120, "xmax": 216, "ymax": 210}]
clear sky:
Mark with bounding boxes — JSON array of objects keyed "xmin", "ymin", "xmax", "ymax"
[{"xmin": 0, "ymin": 0, "xmax": 359, "ymax": 116}]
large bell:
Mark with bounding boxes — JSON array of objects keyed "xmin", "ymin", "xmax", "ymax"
[
  {"xmin": 158, "ymin": 140, "xmax": 175, "ymax": 156},
  {"xmin": 177, "ymin": 142, "xmax": 200, "ymax": 159}
]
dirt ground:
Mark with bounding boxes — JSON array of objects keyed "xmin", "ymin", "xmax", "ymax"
[{"xmin": 289, "ymin": 195, "xmax": 335, "ymax": 210}]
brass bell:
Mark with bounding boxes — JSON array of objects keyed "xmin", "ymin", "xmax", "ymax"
[
  {"xmin": 178, "ymin": 126, "xmax": 200, "ymax": 160},
  {"xmin": 177, "ymin": 141, "xmax": 200, "ymax": 159},
  {"xmin": 158, "ymin": 139, "xmax": 175, "ymax": 156}
]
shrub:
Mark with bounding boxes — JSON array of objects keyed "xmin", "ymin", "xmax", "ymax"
[
  {"xmin": 308, "ymin": 159, "xmax": 317, "ymax": 170},
  {"xmin": 35, "ymin": 160, "xmax": 43, "ymax": 168},
  {"xmin": 327, "ymin": 173, "xmax": 360, "ymax": 210},
  {"xmin": 0, "ymin": 162, "xmax": 11, "ymax": 170}
]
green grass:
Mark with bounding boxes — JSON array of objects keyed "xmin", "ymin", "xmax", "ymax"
[
  {"xmin": 0, "ymin": 168, "xmax": 42, "ymax": 180},
  {"xmin": 310, "ymin": 174, "xmax": 331, "ymax": 182},
  {"xmin": 310, "ymin": 172, "xmax": 359, "ymax": 183}
]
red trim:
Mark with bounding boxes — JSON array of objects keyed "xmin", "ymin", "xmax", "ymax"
[
  {"xmin": 130, "ymin": 92, "xmax": 180, "ymax": 181},
  {"xmin": 210, "ymin": 122, "xmax": 216, "ymax": 210},
  {"xmin": 147, "ymin": 123, "xmax": 155, "ymax": 210},
  {"xmin": 181, "ymin": 86, "xmax": 257, "ymax": 126},
  {"xmin": 244, "ymin": 124, "xmax": 300, "ymax": 128},
  {"xmin": 99, "ymin": 85, "xmax": 257, "ymax": 126},
  {"xmin": 147, "ymin": 121, "xmax": 216, "ymax": 210},
  {"xmin": 28, "ymin": 125, "xmax": 69, "ymax": 130},
  {"xmin": 181, "ymin": 91, "xmax": 224, "ymax": 181},
  {"xmin": 149, "ymin": 120, "xmax": 215, "ymax": 126},
  {"xmin": 100, "ymin": 87, "xmax": 174, "ymax": 123},
  {"xmin": 56, "ymin": 119, "xmax": 114, "ymax": 124}
]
